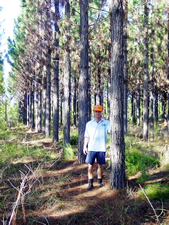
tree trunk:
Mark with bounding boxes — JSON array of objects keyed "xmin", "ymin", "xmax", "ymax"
[
  {"xmin": 18, "ymin": 101, "xmax": 22, "ymax": 123},
  {"xmin": 42, "ymin": 76, "xmax": 46, "ymax": 134},
  {"xmin": 45, "ymin": 0, "xmax": 52, "ymax": 138},
  {"xmin": 161, "ymin": 92, "xmax": 167, "ymax": 121},
  {"xmin": 23, "ymin": 94, "xmax": 27, "ymax": 125},
  {"xmin": 150, "ymin": 7, "xmax": 154, "ymax": 131},
  {"xmin": 109, "ymin": 0, "xmax": 126, "ymax": 190},
  {"xmin": 36, "ymin": 88, "xmax": 42, "ymax": 133},
  {"xmin": 53, "ymin": 0, "xmax": 60, "ymax": 143},
  {"xmin": 35, "ymin": 83, "xmax": 38, "ymax": 132},
  {"xmin": 94, "ymin": 48, "xmax": 102, "ymax": 106},
  {"xmin": 73, "ymin": 70, "xmax": 77, "ymax": 126},
  {"xmin": 131, "ymin": 92, "xmax": 134, "ymax": 122},
  {"xmin": 29, "ymin": 88, "xmax": 34, "ymax": 130},
  {"xmin": 60, "ymin": 92, "xmax": 63, "ymax": 125},
  {"xmin": 143, "ymin": 0, "xmax": 149, "ymax": 141},
  {"xmin": 167, "ymin": 9, "xmax": 169, "ymax": 134},
  {"xmin": 107, "ymin": 45, "xmax": 111, "ymax": 120},
  {"xmin": 45, "ymin": 49, "xmax": 51, "ymax": 138},
  {"xmin": 39, "ymin": 90, "xmax": 42, "ymax": 132},
  {"xmin": 137, "ymin": 73, "xmax": 141, "ymax": 127},
  {"xmin": 78, "ymin": 0, "xmax": 89, "ymax": 164},
  {"xmin": 27, "ymin": 92, "xmax": 29, "ymax": 126},
  {"xmin": 154, "ymin": 88, "xmax": 158, "ymax": 126},
  {"xmin": 88, "ymin": 56, "xmax": 91, "ymax": 121},
  {"xmin": 123, "ymin": 0, "xmax": 128, "ymax": 134},
  {"xmin": 63, "ymin": 0, "xmax": 71, "ymax": 146}
]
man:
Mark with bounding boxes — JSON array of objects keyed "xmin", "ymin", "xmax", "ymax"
[{"xmin": 83, "ymin": 105, "xmax": 110, "ymax": 191}]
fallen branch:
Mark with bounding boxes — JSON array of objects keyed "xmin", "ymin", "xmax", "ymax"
[
  {"xmin": 8, "ymin": 147, "xmax": 62, "ymax": 225},
  {"xmin": 8, "ymin": 175, "xmax": 28, "ymax": 225}
]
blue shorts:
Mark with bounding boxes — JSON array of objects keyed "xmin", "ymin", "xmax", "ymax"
[{"xmin": 85, "ymin": 151, "xmax": 105, "ymax": 165}]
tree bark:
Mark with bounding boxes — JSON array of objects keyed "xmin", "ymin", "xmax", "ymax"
[
  {"xmin": 45, "ymin": 48, "xmax": 51, "ymax": 138},
  {"xmin": 78, "ymin": 0, "xmax": 89, "ymax": 164},
  {"xmin": 109, "ymin": 0, "xmax": 126, "ymax": 189},
  {"xmin": 107, "ymin": 45, "xmax": 111, "ymax": 120},
  {"xmin": 123, "ymin": 0, "xmax": 128, "ymax": 134},
  {"xmin": 167, "ymin": 9, "xmax": 169, "ymax": 134},
  {"xmin": 42, "ymin": 76, "xmax": 46, "ymax": 134},
  {"xmin": 27, "ymin": 92, "xmax": 29, "ymax": 126},
  {"xmin": 137, "ymin": 73, "xmax": 141, "ymax": 127},
  {"xmin": 23, "ymin": 94, "xmax": 27, "ymax": 125},
  {"xmin": 45, "ymin": 0, "xmax": 52, "ymax": 138},
  {"xmin": 63, "ymin": 0, "xmax": 71, "ymax": 146},
  {"xmin": 154, "ymin": 86, "xmax": 158, "ymax": 126},
  {"xmin": 53, "ymin": 0, "xmax": 60, "ymax": 143},
  {"xmin": 143, "ymin": 0, "xmax": 149, "ymax": 141},
  {"xmin": 150, "ymin": 6, "xmax": 154, "ymax": 131},
  {"xmin": 73, "ymin": 70, "xmax": 77, "ymax": 126}
]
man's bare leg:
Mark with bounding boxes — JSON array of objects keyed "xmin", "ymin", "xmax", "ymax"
[
  {"xmin": 97, "ymin": 164, "xmax": 104, "ymax": 187},
  {"xmin": 87, "ymin": 164, "xmax": 94, "ymax": 190}
]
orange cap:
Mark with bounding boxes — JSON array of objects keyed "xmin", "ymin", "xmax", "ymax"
[{"xmin": 93, "ymin": 105, "xmax": 103, "ymax": 112}]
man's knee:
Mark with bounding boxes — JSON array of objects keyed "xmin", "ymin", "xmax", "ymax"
[
  {"xmin": 88, "ymin": 164, "xmax": 93, "ymax": 170},
  {"xmin": 97, "ymin": 164, "xmax": 102, "ymax": 169}
]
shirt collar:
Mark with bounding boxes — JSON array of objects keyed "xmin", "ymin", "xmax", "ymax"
[{"xmin": 93, "ymin": 117, "xmax": 103, "ymax": 123}]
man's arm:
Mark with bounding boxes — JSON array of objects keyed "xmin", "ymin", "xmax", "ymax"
[{"xmin": 83, "ymin": 137, "xmax": 89, "ymax": 155}]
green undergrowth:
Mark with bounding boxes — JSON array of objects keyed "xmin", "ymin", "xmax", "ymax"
[
  {"xmin": 125, "ymin": 136, "xmax": 160, "ymax": 183},
  {"xmin": 138, "ymin": 182, "xmax": 169, "ymax": 201},
  {"xmin": 63, "ymin": 143, "xmax": 75, "ymax": 160},
  {"xmin": 0, "ymin": 142, "xmax": 46, "ymax": 164}
]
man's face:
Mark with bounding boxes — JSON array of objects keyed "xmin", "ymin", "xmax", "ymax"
[{"xmin": 94, "ymin": 111, "xmax": 102, "ymax": 119}]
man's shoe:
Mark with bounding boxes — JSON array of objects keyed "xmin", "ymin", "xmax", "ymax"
[
  {"xmin": 98, "ymin": 183, "xmax": 104, "ymax": 188},
  {"xmin": 97, "ymin": 178, "xmax": 104, "ymax": 188},
  {"xmin": 87, "ymin": 183, "xmax": 93, "ymax": 191}
]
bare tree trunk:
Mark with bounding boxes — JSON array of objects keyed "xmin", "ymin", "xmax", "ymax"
[
  {"xmin": 150, "ymin": 3, "xmax": 154, "ymax": 131},
  {"xmin": 131, "ymin": 92, "xmax": 135, "ymax": 122},
  {"xmin": 78, "ymin": 0, "xmax": 89, "ymax": 164},
  {"xmin": 37, "ymin": 89, "xmax": 42, "ymax": 132},
  {"xmin": 137, "ymin": 73, "xmax": 141, "ymax": 127},
  {"xmin": 109, "ymin": 0, "xmax": 126, "ymax": 190},
  {"xmin": 143, "ymin": 0, "xmax": 149, "ymax": 141},
  {"xmin": 53, "ymin": 0, "xmax": 60, "ymax": 143},
  {"xmin": 45, "ymin": 0, "xmax": 52, "ymax": 138},
  {"xmin": 29, "ymin": 87, "xmax": 34, "ymax": 130},
  {"xmin": 27, "ymin": 92, "xmax": 29, "ymax": 126},
  {"xmin": 167, "ymin": 9, "xmax": 169, "ymax": 134},
  {"xmin": 35, "ymin": 82, "xmax": 42, "ymax": 132},
  {"xmin": 23, "ymin": 94, "xmax": 27, "ymax": 125},
  {"xmin": 123, "ymin": 0, "xmax": 128, "ymax": 134},
  {"xmin": 45, "ymin": 49, "xmax": 51, "ymax": 138},
  {"xmin": 88, "ymin": 55, "xmax": 91, "ymax": 121},
  {"xmin": 42, "ymin": 76, "xmax": 46, "ymax": 134},
  {"xmin": 154, "ymin": 87, "xmax": 158, "ymax": 126},
  {"xmin": 73, "ymin": 70, "xmax": 77, "ymax": 126},
  {"xmin": 107, "ymin": 45, "xmax": 111, "ymax": 120},
  {"xmin": 161, "ymin": 91, "xmax": 167, "ymax": 121},
  {"xmin": 94, "ymin": 48, "xmax": 102, "ymax": 106},
  {"xmin": 63, "ymin": 0, "xmax": 71, "ymax": 146}
]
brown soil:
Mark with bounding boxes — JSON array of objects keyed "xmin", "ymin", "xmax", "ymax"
[{"xmin": 0, "ymin": 128, "xmax": 169, "ymax": 225}]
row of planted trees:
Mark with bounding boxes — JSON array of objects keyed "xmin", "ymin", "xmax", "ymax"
[{"xmin": 7, "ymin": 0, "xmax": 168, "ymax": 188}]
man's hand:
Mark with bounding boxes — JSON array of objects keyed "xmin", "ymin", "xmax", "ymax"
[{"xmin": 83, "ymin": 147, "xmax": 88, "ymax": 155}]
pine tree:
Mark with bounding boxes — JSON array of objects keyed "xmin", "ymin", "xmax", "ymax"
[{"xmin": 109, "ymin": 0, "xmax": 126, "ymax": 189}]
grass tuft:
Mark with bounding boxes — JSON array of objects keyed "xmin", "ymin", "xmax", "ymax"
[
  {"xmin": 138, "ymin": 183, "xmax": 169, "ymax": 201},
  {"xmin": 63, "ymin": 143, "xmax": 75, "ymax": 160}
]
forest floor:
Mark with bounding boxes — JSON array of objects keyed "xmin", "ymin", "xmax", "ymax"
[{"xmin": 0, "ymin": 123, "xmax": 169, "ymax": 225}]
